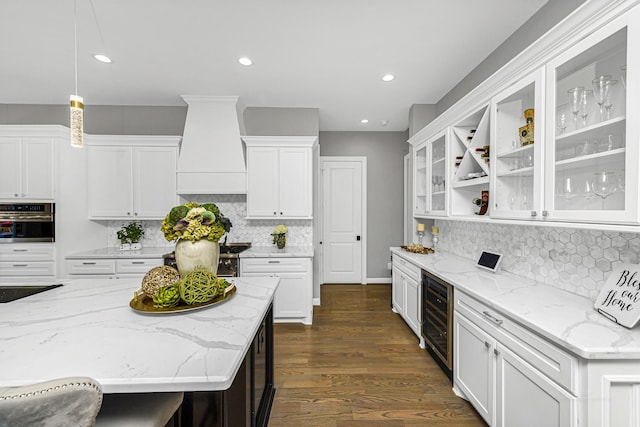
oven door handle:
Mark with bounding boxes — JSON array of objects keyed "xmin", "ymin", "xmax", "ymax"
[{"xmin": 0, "ymin": 214, "xmax": 54, "ymax": 222}]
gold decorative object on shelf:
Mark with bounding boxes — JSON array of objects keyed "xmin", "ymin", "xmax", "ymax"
[{"xmin": 519, "ymin": 108, "xmax": 535, "ymax": 146}]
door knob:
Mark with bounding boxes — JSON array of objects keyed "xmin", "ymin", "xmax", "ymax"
[{"xmin": 356, "ymin": 235, "xmax": 361, "ymax": 241}]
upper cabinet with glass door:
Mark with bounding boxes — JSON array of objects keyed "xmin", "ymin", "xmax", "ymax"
[
  {"xmin": 413, "ymin": 142, "xmax": 428, "ymax": 217},
  {"xmin": 428, "ymin": 129, "xmax": 449, "ymax": 217},
  {"xmin": 490, "ymin": 68, "xmax": 544, "ymax": 220},
  {"xmin": 545, "ymin": 9, "xmax": 639, "ymax": 224}
]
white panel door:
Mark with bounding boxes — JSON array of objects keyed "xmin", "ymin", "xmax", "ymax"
[
  {"xmin": 279, "ymin": 147, "xmax": 311, "ymax": 217},
  {"xmin": 0, "ymin": 137, "xmax": 22, "ymax": 199},
  {"xmin": 322, "ymin": 159, "xmax": 363, "ymax": 283},
  {"xmin": 246, "ymin": 147, "xmax": 279, "ymax": 217},
  {"xmin": 22, "ymin": 138, "xmax": 54, "ymax": 200},
  {"xmin": 134, "ymin": 146, "xmax": 178, "ymax": 218},
  {"xmin": 88, "ymin": 146, "xmax": 133, "ymax": 218}
]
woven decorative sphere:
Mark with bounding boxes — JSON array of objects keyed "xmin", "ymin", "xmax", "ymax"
[
  {"xmin": 179, "ymin": 269, "xmax": 221, "ymax": 305},
  {"xmin": 141, "ymin": 265, "xmax": 181, "ymax": 297}
]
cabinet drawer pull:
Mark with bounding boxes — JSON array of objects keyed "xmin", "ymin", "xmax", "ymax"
[
  {"xmin": 268, "ymin": 260, "xmax": 281, "ymax": 264},
  {"xmin": 82, "ymin": 262, "xmax": 97, "ymax": 265},
  {"xmin": 13, "ymin": 264, "xmax": 28, "ymax": 267},
  {"xmin": 132, "ymin": 261, "xmax": 145, "ymax": 265},
  {"xmin": 493, "ymin": 348, "xmax": 500, "ymax": 356},
  {"xmin": 482, "ymin": 310, "xmax": 503, "ymax": 326},
  {"xmin": 485, "ymin": 341, "xmax": 490, "ymax": 349},
  {"xmin": 13, "ymin": 249, "xmax": 28, "ymax": 252}
]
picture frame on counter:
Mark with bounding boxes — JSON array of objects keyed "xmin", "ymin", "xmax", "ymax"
[{"xmin": 594, "ymin": 264, "xmax": 640, "ymax": 328}]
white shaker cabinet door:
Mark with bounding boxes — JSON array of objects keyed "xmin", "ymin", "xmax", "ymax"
[
  {"xmin": 22, "ymin": 138, "xmax": 55, "ymax": 200},
  {"xmin": 246, "ymin": 147, "xmax": 279, "ymax": 217},
  {"xmin": 278, "ymin": 147, "xmax": 311, "ymax": 217},
  {"xmin": 88, "ymin": 145, "xmax": 134, "ymax": 218},
  {"xmin": 133, "ymin": 146, "xmax": 178, "ymax": 218},
  {"xmin": 404, "ymin": 273, "xmax": 421, "ymax": 337},
  {"xmin": 0, "ymin": 137, "xmax": 22, "ymax": 199}
]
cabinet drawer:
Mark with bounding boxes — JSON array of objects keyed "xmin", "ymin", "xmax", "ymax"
[
  {"xmin": 455, "ymin": 291, "xmax": 579, "ymax": 394},
  {"xmin": 67, "ymin": 259, "xmax": 116, "ymax": 275},
  {"xmin": 392, "ymin": 255, "xmax": 421, "ymax": 281},
  {"xmin": 0, "ymin": 261, "xmax": 55, "ymax": 276},
  {"xmin": 116, "ymin": 258, "xmax": 163, "ymax": 274},
  {"xmin": 241, "ymin": 257, "xmax": 309, "ymax": 274},
  {"xmin": 0, "ymin": 245, "xmax": 55, "ymax": 261}
]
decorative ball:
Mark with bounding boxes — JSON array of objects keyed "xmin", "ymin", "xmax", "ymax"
[
  {"xmin": 141, "ymin": 266, "xmax": 181, "ymax": 297},
  {"xmin": 179, "ymin": 269, "xmax": 221, "ymax": 305}
]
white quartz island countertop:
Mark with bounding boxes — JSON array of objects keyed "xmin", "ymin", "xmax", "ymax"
[
  {"xmin": 390, "ymin": 247, "xmax": 640, "ymax": 359},
  {"xmin": 66, "ymin": 247, "xmax": 171, "ymax": 259},
  {"xmin": 240, "ymin": 246, "xmax": 314, "ymax": 258},
  {"xmin": 0, "ymin": 276, "xmax": 279, "ymax": 393}
]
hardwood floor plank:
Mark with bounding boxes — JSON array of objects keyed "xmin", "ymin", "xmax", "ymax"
[{"xmin": 268, "ymin": 284, "xmax": 486, "ymax": 426}]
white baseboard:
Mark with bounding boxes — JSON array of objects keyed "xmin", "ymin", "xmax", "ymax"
[
  {"xmin": 313, "ymin": 297, "xmax": 321, "ymax": 306},
  {"xmin": 366, "ymin": 278, "xmax": 392, "ymax": 284}
]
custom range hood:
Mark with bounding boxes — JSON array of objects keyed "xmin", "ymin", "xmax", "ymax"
[{"xmin": 177, "ymin": 95, "xmax": 247, "ymax": 194}]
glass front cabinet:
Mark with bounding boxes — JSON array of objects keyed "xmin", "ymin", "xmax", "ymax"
[
  {"xmin": 413, "ymin": 4, "xmax": 640, "ymax": 227},
  {"xmin": 544, "ymin": 8, "xmax": 638, "ymax": 224}
]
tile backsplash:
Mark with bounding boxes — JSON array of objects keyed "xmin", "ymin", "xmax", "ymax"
[
  {"xmin": 435, "ymin": 220, "xmax": 640, "ymax": 301},
  {"xmin": 107, "ymin": 195, "xmax": 313, "ymax": 249}
]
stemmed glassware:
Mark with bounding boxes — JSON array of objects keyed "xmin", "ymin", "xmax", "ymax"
[
  {"xmin": 592, "ymin": 75, "xmax": 612, "ymax": 121},
  {"xmin": 580, "ymin": 89, "xmax": 593, "ymax": 127},
  {"xmin": 603, "ymin": 79, "xmax": 618, "ymax": 120},
  {"xmin": 567, "ymin": 87, "xmax": 584, "ymax": 129},
  {"xmin": 592, "ymin": 171, "xmax": 618, "ymax": 199},
  {"xmin": 432, "ymin": 175, "xmax": 444, "ymax": 193}
]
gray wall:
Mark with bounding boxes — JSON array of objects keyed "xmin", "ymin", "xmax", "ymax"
[
  {"xmin": 320, "ymin": 131, "xmax": 409, "ymax": 280},
  {"xmin": 243, "ymin": 107, "xmax": 319, "ymax": 136},
  {"xmin": 408, "ymin": 104, "xmax": 437, "ymax": 138},
  {"xmin": 436, "ymin": 0, "xmax": 587, "ymax": 115},
  {"xmin": 0, "ymin": 104, "xmax": 186, "ymax": 135}
]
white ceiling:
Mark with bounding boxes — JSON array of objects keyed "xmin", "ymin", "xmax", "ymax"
[{"xmin": 1, "ymin": 0, "xmax": 548, "ymax": 131}]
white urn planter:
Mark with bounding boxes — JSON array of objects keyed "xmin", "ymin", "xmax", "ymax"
[{"xmin": 174, "ymin": 239, "xmax": 219, "ymax": 277}]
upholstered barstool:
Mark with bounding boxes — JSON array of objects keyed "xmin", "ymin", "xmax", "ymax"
[
  {"xmin": 0, "ymin": 377, "xmax": 103, "ymax": 427},
  {"xmin": 96, "ymin": 392, "xmax": 184, "ymax": 427}
]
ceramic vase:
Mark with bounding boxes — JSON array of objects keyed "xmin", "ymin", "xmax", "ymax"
[{"xmin": 175, "ymin": 239, "xmax": 219, "ymax": 278}]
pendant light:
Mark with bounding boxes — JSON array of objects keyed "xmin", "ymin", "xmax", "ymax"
[{"xmin": 70, "ymin": 0, "xmax": 84, "ymax": 148}]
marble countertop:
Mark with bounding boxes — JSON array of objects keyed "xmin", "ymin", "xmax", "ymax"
[
  {"xmin": 390, "ymin": 247, "xmax": 640, "ymax": 360},
  {"xmin": 0, "ymin": 276, "xmax": 279, "ymax": 393},
  {"xmin": 66, "ymin": 247, "xmax": 172, "ymax": 259},
  {"xmin": 240, "ymin": 246, "xmax": 314, "ymax": 258}
]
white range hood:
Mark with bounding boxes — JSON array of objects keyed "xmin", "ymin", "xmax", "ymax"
[{"xmin": 177, "ymin": 95, "xmax": 247, "ymax": 194}]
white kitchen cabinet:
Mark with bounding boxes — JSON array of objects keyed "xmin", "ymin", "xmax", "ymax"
[
  {"xmin": 0, "ymin": 133, "xmax": 56, "ymax": 201},
  {"xmin": 86, "ymin": 135, "xmax": 180, "ymax": 220},
  {"xmin": 243, "ymin": 136, "xmax": 317, "ymax": 219},
  {"xmin": 66, "ymin": 257, "xmax": 162, "ymax": 280},
  {"xmin": 454, "ymin": 290, "xmax": 578, "ymax": 427},
  {"xmin": 240, "ymin": 256, "xmax": 313, "ymax": 324},
  {"xmin": 0, "ymin": 244, "xmax": 56, "ymax": 282},
  {"xmin": 391, "ymin": 254, "xmax": 422, "ymax": 341}
]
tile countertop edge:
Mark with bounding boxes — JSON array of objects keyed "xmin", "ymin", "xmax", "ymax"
[
  {"xmin": 390, "ymin": 247, "xmax": 640, "ymax": 360},
  {"xmin": 240, "ymin": 246, "xmax": 314, "ymax": 258}
]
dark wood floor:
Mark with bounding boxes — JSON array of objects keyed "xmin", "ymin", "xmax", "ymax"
[{"xmin": 268, "ymin": 284, "xmax": 486, "ymax": 426}]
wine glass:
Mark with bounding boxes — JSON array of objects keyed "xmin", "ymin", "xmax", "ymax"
[
  {"xmin": 604, "ymin": 79, "xmax": 618, "ymax": 120},
  {"xmin": 432, "ymin": 175, "xmax": 438, "ymax": 193},
  {"xmin": 621, "ymin": 65, "xmax": 627, "ymax": 90},
  {"xmin": 567, "ymin": 87, "xmax": 584, "ymax": 129},
  {"xmin": 580, "ymin": 89, "xmax": 593, "ymax": 127},
  {"xmin": 592, "ymin": 172, "xmax": 618, "ymax": 199},
  {"xmin": 557, "ymin": 177, "xmax": 580, "ymax": 200},
  {"xmin": 592, "ymin": 75, "xmax": 612, "ymax": 121}
]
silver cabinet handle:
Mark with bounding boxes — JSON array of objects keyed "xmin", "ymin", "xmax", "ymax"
[
  {"xmin": 530, "ymin": 211, "xmax": 537, "ymax": 217},
  {"xmin": 14, "ymin": 193, "xmax": 19, "ymax": 197},
  {"xmin": 482, "ymin": 310, "xmax": 503, "ymax": 326},
  {"xmin": 13, "ymin": 264, "xmax": 28, "ymax": 267},
  {"xmin": 82, "ymin": 262, "xmax": 97, "ymax": 265},
  {"xmin": 268, "ymin": 260, "xmax": 281, "ymax": 264},
  {"xmin": 485, "ymin": 341, "xmax": 490, "ymax": 349},
  {"xmin": 542, "ymin": 210, "xmax": 549, "ymax": 217},
  {"xmin": 494, "ymin": 348, "xmax": 500, "ymax": 356},
  {"xmin": 132, "ymin": 261, "xmax": 144, "ymax": 265},
  {"xmin": 13, "ymin": 249, "xmax": 28, "ymax": 252}
]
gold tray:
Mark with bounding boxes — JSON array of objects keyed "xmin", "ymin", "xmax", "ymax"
[
  {"xmin": 129, "ymin": 282, "xmax": 236, "ymax": 313},
  {"xmin": 400, "ymin": 245, "xmax": 435, "ymax": 254}
]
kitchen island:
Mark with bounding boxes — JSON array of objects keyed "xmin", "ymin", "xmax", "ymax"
[{"xmin": 0, "ymin": 275, "xmax": 279, "ymax": 426}]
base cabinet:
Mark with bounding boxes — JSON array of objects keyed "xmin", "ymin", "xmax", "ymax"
[
  {"xmin": 454, "ymin": 290, "xmax": 578, "ymax": 427},
  {"xmin": 0, "ymin": 244, "xmax": 56, "ymax": 283},
  {"xmin": 66, "ymin": 257, "xmax": 163, "ymax": 280},
  {"xmin": 391, "ymin": 254, "xmax": 421, "ymax": 340},
  {"xmin": 182, "ymin": 306, "xmax": 275, "ymax": 427},
  {"xmin": 240, "ymin": 257, "xmax": 313, "ymax": 325}
]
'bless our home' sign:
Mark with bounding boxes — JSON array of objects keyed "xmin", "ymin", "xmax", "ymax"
[{"xmin": 594, "ymin": 264, "xmax": 640, "ymax": 328}]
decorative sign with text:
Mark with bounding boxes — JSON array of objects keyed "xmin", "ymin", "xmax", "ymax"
[{"xmin": 594, "ymin": 264, "xmax": 640, "ymax": 328}]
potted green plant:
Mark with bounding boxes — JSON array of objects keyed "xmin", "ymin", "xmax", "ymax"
[{"xmin": 117, "ymin": 222, "xmax": 145, "ymax": 250}]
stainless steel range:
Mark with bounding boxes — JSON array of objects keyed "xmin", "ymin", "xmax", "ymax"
[{"xmin": 163, "ymin": 242, "xmax": 251, "ymax": 277}]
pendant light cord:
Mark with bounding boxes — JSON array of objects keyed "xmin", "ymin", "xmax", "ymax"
[{"xmin": 74, "ymin": 0, "xmax": 78, "ymax": 96}]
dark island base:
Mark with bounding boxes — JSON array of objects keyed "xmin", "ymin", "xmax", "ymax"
[{"xmin": 180, "ymin": 305, "xmax": 275, "ymax": 427}]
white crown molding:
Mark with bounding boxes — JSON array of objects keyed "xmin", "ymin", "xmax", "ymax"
[
  {"xmin": 409, "ymin": 0, "xmax": 640, "ymax": 145},
  {"xmin": 0, "ymin": 124, "xmax": 69, "ymax": 138}
]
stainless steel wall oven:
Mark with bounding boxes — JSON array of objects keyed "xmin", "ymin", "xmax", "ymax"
[
  {"xmin": 421, "ymin": 269, "xmax": 453, "ymax": 380},
  {"xmin": 0, "ymin": 203, "xmax": 55, "ymax": 243}
]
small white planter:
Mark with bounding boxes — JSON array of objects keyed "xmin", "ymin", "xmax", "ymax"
[
  {"xmin": 119, "ymin": 243, "xmax": 131, "ymax": 251},
  {"xmin": 130, "ymin": 242, "xmax": 142, "ymax": 250}
]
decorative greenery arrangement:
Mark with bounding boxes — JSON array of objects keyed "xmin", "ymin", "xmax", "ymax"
[
  {"xmin": 117, "ymin": 222, "xmax": 145, "ymax": 245},
  {"xmin": 271, "ymin": 224, "xmax": 288, "ymax": 249},
  {"xmin": 161, "ymin": 202, "xmax": 232, "ymax": 243},
  {"xmin": 152, "ymin": 269, "xmax": 232, "ymax": 308}
]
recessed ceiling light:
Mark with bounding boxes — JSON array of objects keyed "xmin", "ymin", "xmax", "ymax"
[
  {"xmin": 361, "ymin": 119, "xmax": 369, "ymax": 124},
  {"xmin": 382, "ymin": 74, "xmax": 395, "ymax": 82},
  {"xmin": 93, "ymin": 54, "xmax": 112, "ymax": 64},
  {"xmin": 238, "ymin": 57, "xmax": 253, "ymax": 66}
]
